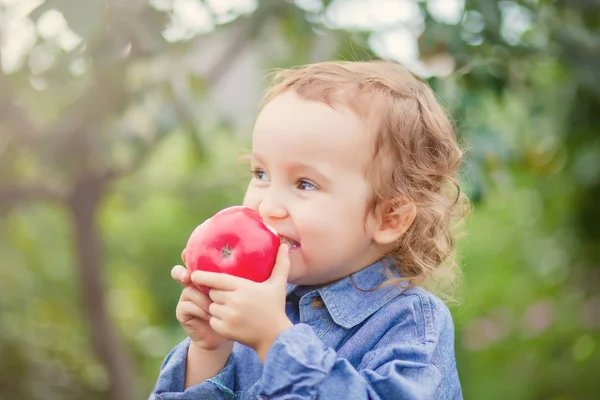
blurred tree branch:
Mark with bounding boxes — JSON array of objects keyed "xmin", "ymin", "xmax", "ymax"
[
  {"xmin": 0, "ymin": 184, "xmax": 65, "ymax": 210},
  {"xmin": 0, "ymin": 66, "xmax": 42, "ymax": 147},
  {"xmin": 204, "ymin": 0, "xmax": 286, "ymax": 84}
]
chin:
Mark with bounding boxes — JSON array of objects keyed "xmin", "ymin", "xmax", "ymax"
[
  {"xmin": 286, "ymin": 271, "xmax": 302, "ymax": 285},
  {"xmin": 287, "ymin": 272, "xmax": 310, "ymax": 286},
  {"xmin": 288, "ymin": 274, "xmax": 323, "ymax": 287}
]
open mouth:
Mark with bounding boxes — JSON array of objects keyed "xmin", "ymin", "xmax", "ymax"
[{"xmin": 279, "ymin": 236, "xmax": 301, "ymax": 250}]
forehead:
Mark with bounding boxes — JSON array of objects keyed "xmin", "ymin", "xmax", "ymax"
[{"xmin": 252, "ymin": 91, "xmax": 373, "ymax": 169}]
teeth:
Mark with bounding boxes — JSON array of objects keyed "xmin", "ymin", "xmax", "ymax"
[
  {"xmin": 280, "ymin": 236, "xmax": 300, "ymax": 248},
  {"xmin": 265, "ymin": 224, "xmax": 277, "ymax": 236}
]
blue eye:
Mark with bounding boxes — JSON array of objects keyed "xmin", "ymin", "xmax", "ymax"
[
  {"xmin": 297, "ymin": 179, "xmax": 317, "ymax": 191},
  {"xmin": 251, "ymin": 169, "xmax": 269, "ymax": 181}
]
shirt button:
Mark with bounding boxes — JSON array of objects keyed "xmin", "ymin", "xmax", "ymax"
[{"xmin": 310, "ymin": 297, "xmax": 324, "ymax": 309}]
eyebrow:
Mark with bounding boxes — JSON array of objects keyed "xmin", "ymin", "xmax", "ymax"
[
  {"xmin": 251, "ymin": 153, "xmax": 332, "ymax": 185},
  {"xmin": 289, "ymin": 161, "xmax": 332, "ymax": 185},
  {"xmin": 250, "ymin": 152, "xmax": 267, "ymax": 165}
]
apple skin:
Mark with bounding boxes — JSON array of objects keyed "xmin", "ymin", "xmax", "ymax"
[{"xmin": 181, "ymin": 206, "xmax": 280, "ymax": 294}]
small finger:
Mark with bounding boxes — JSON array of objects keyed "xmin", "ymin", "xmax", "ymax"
[
  {"xmin": 171, "ymin": 265, "xmax": 190, "ymax": 286},
  {"xmin": 180, "ymin": 286, "xmax": 211, "ymax": 311},
  {"xmin": 208, "ymin": 316, "xmax": 229, "ymax": 338},
  {"xmin": 177, "ymin": 300, "xmax": 211, "ymax": 322},
  {"xmin": 208, "ymin": 289, "xmax": 229, "ymax": 305},
  {"xmin": 208, "ymin": 302, "xmax": 228, "ymax": 320}
]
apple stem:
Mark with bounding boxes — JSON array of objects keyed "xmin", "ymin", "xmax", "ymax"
[{"xmin": 222, "ymin": 245, "xmax": 232, "ymax": 258}]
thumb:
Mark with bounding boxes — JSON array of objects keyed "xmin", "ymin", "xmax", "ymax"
[
  {"xmin": 268, "ymin": 244, "xmax": 290, "ymax": 284},
  {"xmin": 171, "ymin": 265, "xmax": 191, "ymax": 287}
]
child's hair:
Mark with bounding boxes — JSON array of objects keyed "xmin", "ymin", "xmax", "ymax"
[{"xmin": 260, "ymin": 60, "xmax": 470, "ymax": 303}]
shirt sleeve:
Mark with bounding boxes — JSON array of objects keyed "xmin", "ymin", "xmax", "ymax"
[
  {"xmin": 258, "ymin": 323, "xmax": 454, "ymax": 400},
  {"xmin": 149, "ymin": 337, "xmax": 236, "ymax": 400}
]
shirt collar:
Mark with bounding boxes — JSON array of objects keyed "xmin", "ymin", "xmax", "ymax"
[{"xmin": 286, "ymin": 258, "xmax": 408, "ymax": 329}]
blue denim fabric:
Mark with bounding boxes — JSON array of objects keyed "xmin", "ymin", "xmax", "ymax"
[{"xmin": 150, "ymin": 259, "xmax": 463, "ymax": 399}]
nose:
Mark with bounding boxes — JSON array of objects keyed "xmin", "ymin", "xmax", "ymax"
[{"xmin": 257, "ymin": 188, "xmax": 288, "ymax": 221}]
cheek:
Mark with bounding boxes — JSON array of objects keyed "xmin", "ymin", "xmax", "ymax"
[
  {"xmin": 242, "ymin": 185, "xmax": 261, "ymax": 211},
  {"xmin": 363, "ymin": 211, "xmax": 378, "ymax": 237},
  {"xmin": 296, "ymin": 203, "xmax": 355, "ymax": 241},
  {"xmin": 326, "ymin": 196, "xmax": 373, "ymax": 242}
]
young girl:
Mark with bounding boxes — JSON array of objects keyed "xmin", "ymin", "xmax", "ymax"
[{"xmin": 151, "ymin": 60, "xmax": 467, "ymax": 399}]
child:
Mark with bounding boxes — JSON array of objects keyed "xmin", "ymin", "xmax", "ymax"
[{"xmin": 151, "ymin": 60, "xmax": 467, "ymax": 399}]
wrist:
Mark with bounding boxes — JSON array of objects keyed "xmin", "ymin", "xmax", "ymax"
[
  {"xmin": 255, "ymin": 318, "xmax": 293, "ymax": 363},
  {"xmin": 190, "ymin": 339, "xmax": 233, "ymax": 353},
  {"xmin": 185, "ymin": 340, "xmax": 234, "ymax": 388}
]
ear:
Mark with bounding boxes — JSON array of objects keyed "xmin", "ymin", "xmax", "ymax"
[{"xmin": 372, "ymin": 196, "xmax": 417, "ymax": 246}]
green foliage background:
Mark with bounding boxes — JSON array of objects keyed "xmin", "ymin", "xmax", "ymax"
[{"xmin": 0, "ymin": 0, "xmax": 598, "ymax": 399}]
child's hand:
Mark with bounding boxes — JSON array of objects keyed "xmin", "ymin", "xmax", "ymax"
[
  {"xmin": 190, "ymin": 244, "xmax": 293, "ymax": 362},
  {"xmin": 172, "ymin": 265, "xmax": 232, "ymax": 351}
]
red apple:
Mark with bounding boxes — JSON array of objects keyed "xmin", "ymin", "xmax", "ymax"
[{"xmin": 181, "ymin": 206, "xmax": 280, "ymax": 294}]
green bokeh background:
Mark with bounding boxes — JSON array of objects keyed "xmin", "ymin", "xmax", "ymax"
[{"xmin": 1, "ymin": 0, "xmax": 599, "ymax": 399}]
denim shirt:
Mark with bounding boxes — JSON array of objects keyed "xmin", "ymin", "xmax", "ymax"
[{"xmin": 150, "ymin": 259, "xmax": 463, "ymax": 399}]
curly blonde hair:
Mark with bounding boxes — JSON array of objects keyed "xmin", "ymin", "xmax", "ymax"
[{"xmin": 260, "ymin": 61, "xmax": 470, "ymax": 302}]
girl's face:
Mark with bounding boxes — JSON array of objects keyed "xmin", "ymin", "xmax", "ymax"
[{"xmin": 243, "ymin": 91, "xmax": 383, "ymax": 286}]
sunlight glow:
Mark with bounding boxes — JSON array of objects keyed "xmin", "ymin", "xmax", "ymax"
[
  {"xmin": 427, "ymin": 0, "xmax": 465, "ymax": 25},
  {"xmin": 0, "ymin": 0, "xmax": 42, "ymax": 73}
]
